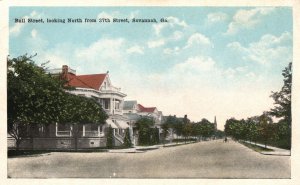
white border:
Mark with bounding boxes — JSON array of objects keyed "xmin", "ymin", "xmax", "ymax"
[{"xmin": 1, "ymin": 1, "xmax": 299, "ymax": 185}]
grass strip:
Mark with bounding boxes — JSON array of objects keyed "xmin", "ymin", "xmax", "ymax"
[{"xmin": 240, "ymin": 141, "xmax": 274, "ymax": 153}]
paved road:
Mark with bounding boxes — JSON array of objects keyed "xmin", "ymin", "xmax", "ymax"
[{"xmin": 8, "ymin": 139, "xmax": 290, "ymax": 178}]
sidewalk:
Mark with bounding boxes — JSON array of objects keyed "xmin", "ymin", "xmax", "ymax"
[
  {"xmin": 108, "ymin": 141, "xmax": 196, "ymax": 153},
  {"xmin": 244, "ymin": 141, "xmax": 290, "ymax": 156}
]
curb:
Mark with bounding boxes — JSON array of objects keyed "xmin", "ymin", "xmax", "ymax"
[
  {"xmin": 135, "ymin": 146, "xmax": 160, "ymax": 151},
  {"xmin": 108, "ymin": 149, "xmax": 144, "ymax": 153},
  {"xmin": 108, "ymin": 141, "xmax": 199, "ymax": 153},
  {"xmin": 242, "ymin": 141, "xmax": 291, "ymax": 156},
  {"xmin": 260, "ymin": 151, "xmax": 291, "ymax": 156}
]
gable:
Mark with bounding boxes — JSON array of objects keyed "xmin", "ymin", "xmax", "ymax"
[{"xmin": 99, "ymin": 75, "xmax": 112, "ymax": 90}]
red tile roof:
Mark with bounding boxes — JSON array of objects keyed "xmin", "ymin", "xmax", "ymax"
[
  {"xmin": 67, "ymin": 73, "xmax": 107, "ymax": 90},
  {"xmin": 138, "ymin": 104, "xmax": 157, "ymax": 113}
]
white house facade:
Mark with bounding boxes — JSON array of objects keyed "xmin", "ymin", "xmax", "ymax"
[{"xmin": 8, "ymin": 65, "xmax": 132, "ymax": 149}]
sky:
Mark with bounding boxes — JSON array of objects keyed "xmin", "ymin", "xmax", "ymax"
[{"xmin": 9, "ymin": 7, "xmax": 292, "ymax": 130}]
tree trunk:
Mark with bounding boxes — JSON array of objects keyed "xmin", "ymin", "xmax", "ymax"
[
  {"xmin": 15, "ymin": 139, "xmax": 21, "ymax": 152},
  {"xmin": 75, "ymin": 136, "xmax": 78, "ymax": 151},
  {"xmin": 31, "ymin": 136, "xmax": 34, "ymax": 150},
  {"xmin": 265, "ymin": 141, "xmax": 267, "ymax": 149},
  {"xmin": 73, "ymin": 124, "xmax": 78, "ymax": 151}
]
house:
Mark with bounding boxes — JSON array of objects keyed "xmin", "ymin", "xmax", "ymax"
[
  {"xmin": 61, "ymin": 65, "xmax": 132, "ymax": 145},
  {"xmin": 124, "ymin": 101, "xmax": 163, "ymax": 126},
  {"xmin": 123, "ymin": 100, "xmax": 139, "ymax": 114},
  {"xmin": 123, "ymin": 101, "xmax": 164, "ymax": 145},
  {"xmin": 8, "ymin": 65, "xmax": 132, "ymax": 150}
]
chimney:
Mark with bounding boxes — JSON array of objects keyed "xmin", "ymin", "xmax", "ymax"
[{"xmin": 61, "ymin": 65, "xmax": 69, "ymax": 81}]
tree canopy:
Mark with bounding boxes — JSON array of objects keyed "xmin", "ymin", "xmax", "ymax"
[
  {"xmin": 224, "ymin": 62, "xmax": 292, "ymax": 149},
  {"xmin": 269, "ymin": 62, "xmax": 292, "ymax": 125},
  {"xmin": 135, "ymin": 117, "xmax": 157, "ymax": 145}
]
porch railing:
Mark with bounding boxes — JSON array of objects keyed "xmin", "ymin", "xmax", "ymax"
[
  {"xmin": 114, "ymin": 132, "xmax": 124, "ymax": 144},
  {"xmin": 79, "ymin": 131, "xmax": 104, "ymax": 137},
  {"xmin": 57, "ymin": 131, "xmax": 72, "ymax": 137}
]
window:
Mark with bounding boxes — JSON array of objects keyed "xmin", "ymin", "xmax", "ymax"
[
  {"xmin": 115, "ymin": 101, "xmax": 120, "ymax": 110},
  {"xmin": 100, "ymin": 99, "xmax": 110, "ymax": 109},
  {"xmin": 91, "ymin": 124, "xmax": 98, "ymax": 131},
  {"xmin": 56, "ymin": 123, "xmax": 71, "ymax": 136},
  {"xmin": 104, "ymin": 99, "xmax": 109, "ymax": 109},
  {"xmin": 58, "ymin": 124, "xmax": 70, "ymax": 131}
]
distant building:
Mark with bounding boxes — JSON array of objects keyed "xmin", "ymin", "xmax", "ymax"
[
  {"xmin": 123, "ymin": 101, "xmax": 163, "ymax": 127},
  {"xmin": 123, "ymin": 100, "xmax": 139, "ymax": 114}
]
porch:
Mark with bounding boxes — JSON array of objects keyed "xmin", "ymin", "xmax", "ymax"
[{"xmin": 55, "ymin": 123, "xmax": 105, "ymax": 137}]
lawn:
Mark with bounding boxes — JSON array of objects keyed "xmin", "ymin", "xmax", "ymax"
[{"xmin": 240, "ymin": 141, "xmax": 274, "ymax": 153}]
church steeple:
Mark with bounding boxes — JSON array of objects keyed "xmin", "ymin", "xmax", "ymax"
[{"xmin": 214, "ymin": 116, "xmax": 217, "ymax": 130}]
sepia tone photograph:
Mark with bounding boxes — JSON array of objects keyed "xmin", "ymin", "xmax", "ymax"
[{"xmin": 2, "ymin": 0, "xmax": 299, "ymax": 183}]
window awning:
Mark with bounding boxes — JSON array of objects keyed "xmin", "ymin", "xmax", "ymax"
[
  {"xmin": 106, "ymin": 119, "xmax": 118, "ymax": 129},
  {"xmin": 115, "ymin": 120, "xmax": 129, "ymax": 129}
]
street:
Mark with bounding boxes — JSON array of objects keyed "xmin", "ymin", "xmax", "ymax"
[{"xmin": 8, "ymin": 139, "xmax": 290, "ymax": 178}]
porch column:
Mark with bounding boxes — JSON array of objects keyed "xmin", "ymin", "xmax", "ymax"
[
  {"xmin": 98, "ymin": 125, "xmax": 100, "ymax": 137},
  {"xmin": 110, "ymin": 98, "xmax": 113, "ymax": 114},
  {"xmin": 70, "ymin": 125, "xmax": 73, "ymax": 137},
  {"xmin": 55, "ymin": 122, "xmax": 58, "ymax": 136},
  {"xmin": 113, "ymin": 98, "xmax": 115, "ymax": 114},
  {"xmin": 120, "ymin": 100, "xmax": 124, "ymax": 114},
  {"xmin": 83, "ymin": 125, "xmax": 85, "ymax": 137}
]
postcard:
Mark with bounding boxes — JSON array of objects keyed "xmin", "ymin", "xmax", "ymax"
[{"xmin": 1, "ymin": 0, "xmax": 300, "ymax": 185}]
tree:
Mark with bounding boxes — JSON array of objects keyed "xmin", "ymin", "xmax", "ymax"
[
  {"xmin": 182, "ymin": 123, "xmax": 193, "ymax": 143},
  {"xmin": 269, "ymin": 62, "xmax": 292, "ymax": 125},
  {"xmin": 7, "ymin": 55, "xmax": 64, "ymax": 149},
  {"xmin": 161, "ymin": 122, "xmax": 169, "ymax": 144},
  {"xmin": 135, "ymin": 117, "xmax": 154, "ymax": 145},
  {"xmin": 123, "ymin": 128, "xmax": 132, "ymax": 148},
  {"xmin": 257, "ymin": 113, "xmax": 274, "ymax": 148},
  {"xmin": 7, "ymin": 55, "xmax": 108, "ymax": 150},
  {"xmin": 161, "ymin": 116, "xmax": 176, "ymax": 144},
  {"xmin": 269, "ymin": 62, "xmax": 292, "ymax": 149},
  {"xmin": 164, "ymin": 115, "xmax": 182, "ymax": 143},
  {"xmin": 198, "ymin": 119, "xmax": 214, "ymax": 140},
  {"xmin": 246, "ymin": 117, "xmax": 260, "ymax": 144},
  {"xmin": 225, "ymin": 119, "xmax": 239, "ymax": 141},
  {"xmin": 173, "ymin": 121, "xmax": 184, "ymax": 141},
  {"xmin": 273, "ymin": 120, "xmax": 291, "ymax": 149},
  {"xmin": 153, "ymin": 127, "xmax": 160, "ymax": 144},
  {"xmin": 149, "ymin": 127, "xmax": 159, "ymax": 145},
  {"xmin": 106, "ymin": 126, "xmax": 114, "ymax": 149},
  {"xmin": 193, "ymin": 122, "xmax": 202, "ymax": 141}
]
